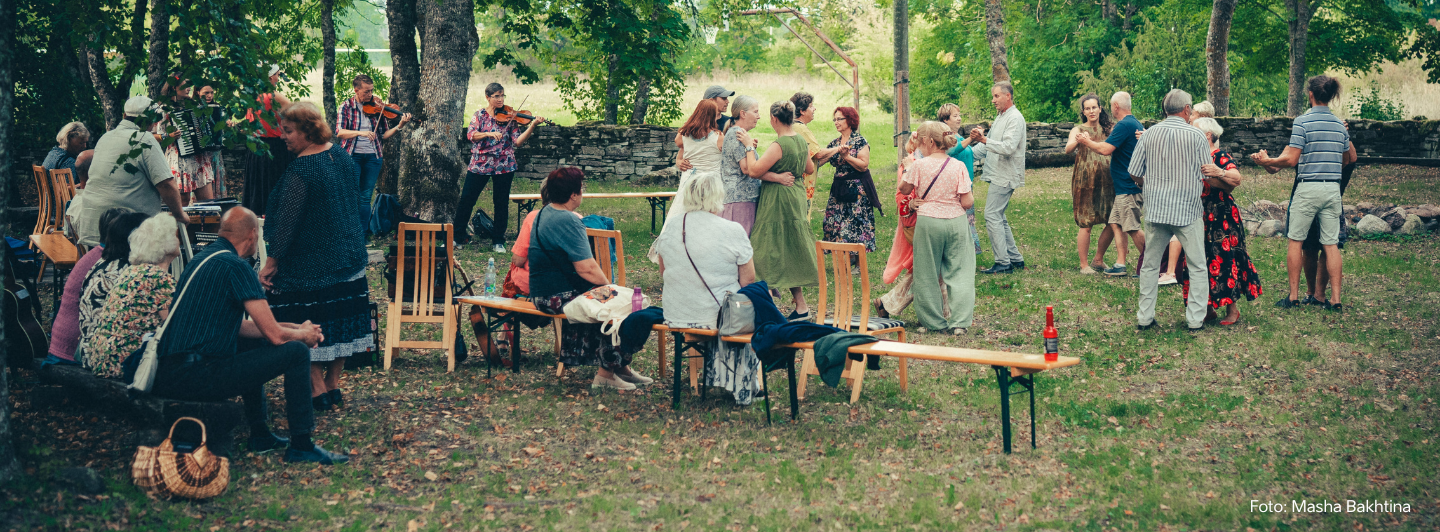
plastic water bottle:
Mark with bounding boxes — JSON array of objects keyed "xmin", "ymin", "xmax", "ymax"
[
  {"xmin": 485, "ymin": 258, "xmax": 497, "ymax": 297},
  {"xmin": 632, "ymin": 286, "xmax": 643, "ymax": 312}
]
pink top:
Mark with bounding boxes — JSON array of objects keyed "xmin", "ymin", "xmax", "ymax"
[
  {"xmin": 901, "ymin": 155, "xmax": 972, "ymax": 220},
  {"xmin": 510, "ymin": 209, "xmax": 581, "ymax": 294},
  {"xmin": 48, "ymin": 246, "xmax": 105, "ymax": 360}
]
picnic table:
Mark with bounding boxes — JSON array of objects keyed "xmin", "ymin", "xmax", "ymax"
[{"xmin": 511, "ymin": 192, "xmax": 676, "ymax": 233}]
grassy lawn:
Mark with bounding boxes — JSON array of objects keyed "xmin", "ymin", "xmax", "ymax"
[{"xmin": 5, "ymin": 73, "xmax": 1438, "ymax": 529}]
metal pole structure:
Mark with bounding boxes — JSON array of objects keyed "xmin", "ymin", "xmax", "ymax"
[
  {"xmin": 893, "ymin": 0, "xmax": 910, "ymax": 152},
  {"xmin": 739, "ymin": 8, "xmax": 859, "ymax": 111}
]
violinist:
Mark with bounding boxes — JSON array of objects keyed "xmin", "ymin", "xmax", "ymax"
[
  {"xmin": 455, "ymin": 82, "xmax": 546, "ymax": 251},
  {"xmin": 337, "ymin": 74, "xmax": 411, "ymax": 236}
]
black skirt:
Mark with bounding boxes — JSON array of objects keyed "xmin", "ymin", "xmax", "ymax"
[{"xmin": 243, "ymin": 137, "xmax": 294, "ymax": 216}]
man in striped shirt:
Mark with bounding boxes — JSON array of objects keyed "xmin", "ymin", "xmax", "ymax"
[
  {"xmin": 1251, "ymin": 75, "xmax": 1356, "ymax": 312},
  {"xmin": 1129, "ymin": 89, "xmax": 1212, "ymax": 331}
]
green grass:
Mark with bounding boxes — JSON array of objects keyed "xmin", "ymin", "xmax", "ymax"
[{"xmin": 5, "ymin": 76, "xmax": 1439, "ymax": 530}]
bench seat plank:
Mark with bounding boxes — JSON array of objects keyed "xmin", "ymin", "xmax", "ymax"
[
  {"xmin": 510, "ymin": 192, "xmax": 676, "ymax": 200},
  {"xmin": 847, "ymin": 341, "xmax": 1080, "ymax": 370}
]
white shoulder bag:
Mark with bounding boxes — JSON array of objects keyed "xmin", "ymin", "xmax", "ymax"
[{"xmin": 128, "ymin": 250, "xmax": 231, "ymax": 394}]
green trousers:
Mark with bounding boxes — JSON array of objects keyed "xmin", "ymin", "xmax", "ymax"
[{"xmin": 913, "ymin": 215, "xmax": 976, "ymax": 330}]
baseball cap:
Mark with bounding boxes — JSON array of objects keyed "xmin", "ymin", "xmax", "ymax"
[
  {"xmin": 703, "ymin": 85, "xmax": 735, "ymax": 99},
  {"xmin": 123, "ymin": 95, "xmax": 155, "ymax": 116}
]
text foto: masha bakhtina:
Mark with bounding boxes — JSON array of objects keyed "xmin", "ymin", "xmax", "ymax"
[{"xmin": 1251, "ymin": 500, "xmax": 1412, "ymax": 513}]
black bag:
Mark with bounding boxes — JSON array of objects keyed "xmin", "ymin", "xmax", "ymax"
[
  {"xmin": 469, "ymin": 209, "xmax": 495, "ymax": 239},
  {"xmin": 833, "ymin": 177, "xmax": 862, "ymax": 203}
]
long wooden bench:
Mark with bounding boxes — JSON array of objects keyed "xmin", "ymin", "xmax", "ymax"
[{"xmin": 511, "ymin": 192, "xmax": 675, "ymax": 233}]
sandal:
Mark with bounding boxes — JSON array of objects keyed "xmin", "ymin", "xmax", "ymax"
[
  {"xmin": 873, "ymin": 298, "xmax": 889, "ymax": 319},
  {"xmin": 1300, "ymin": 295, "xmax": 1325, "ymax": 306},
  {"xmin": 1220, "ymin": 314, "xmax": 1241, "ymax": 326}
]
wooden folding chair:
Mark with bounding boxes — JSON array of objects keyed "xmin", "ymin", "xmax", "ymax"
[
  {"xmin": 33, "ymin": 167, "xmax": 79, "ymax": 284},
  {"xmin": 555, "ymin": 228, "xmax": 636, "ymax": 377},
  {"xmin": 384, "ymin": 223, "xmax": 460, "ymax": 372},
  {"xmin": 798, "ymin": 241, "xmax": 907, "ymax": 403},
  {"xmin": 30, "ymin": 165, "xmax": 54, "ymax": 239}
]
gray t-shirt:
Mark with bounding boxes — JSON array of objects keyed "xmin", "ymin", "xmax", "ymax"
[
  {"xmin": 78, "ymin": 120, "xmax": 171, "ymax": 246},
  {"xmin": 354, "ymin": 113, "xmax": 378, "ymax": 155},
  {"xmin": 720, "ymin": 127, "xmax": 760, "ymax": 204},
  {"xmin": 527, "ymin": 205, "xmax": 595, "ymax": 299},
  {"xmin": 655, "ymin": 211, "xmax": 753, "ymax": 328}
]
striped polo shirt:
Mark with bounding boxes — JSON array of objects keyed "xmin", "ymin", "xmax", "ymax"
[
  {"xmin": 1289, "ymin": 106, "xmax": 1350, "ymax": 182},
  {"xmin": 1126, "ymin": 116, "xmax": 1209, "ymax": 226},
  {"xmin": 157, "ymin": 237, "xmax": 269, "ymax": 362}
]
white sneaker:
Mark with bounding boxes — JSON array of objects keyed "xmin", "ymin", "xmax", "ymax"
[
  {"xmin": 952, "ymin": 328, "xmax": 968, "ymax": 336},
  {"xmin": 616, "ymin": 370, "xmax": 653, "ymax": 385},
  {"xmin": 1158, "ymin": 274, "xmax": 1177, "ymax": 286},
  {"xmin": 591, "ymin": 373, "xmax": 637, "ymax": 391},
  {"xmin": 916, "ymin": 327, "xmax": 929, "ymax": 334},
  {"xmin": 492, "ymin": 244, "xmax": 507, "ymax": 253}
]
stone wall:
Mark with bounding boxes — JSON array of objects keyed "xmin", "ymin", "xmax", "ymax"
[
  {"xmin": 513, "ymin": 123, "xmax": 680, "ymax": 181},
  {"xmin": 958, "ymin": 118, "xmax": 1440, "ymax": 169}
]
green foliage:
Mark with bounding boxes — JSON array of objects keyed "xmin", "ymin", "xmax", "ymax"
[
  {"xmin": 1348, "ymin": 82, "xmax": 1408, "ymax": 120},
  {"xmin": 12, "ymin": 0, "xmax": 104, "ymax": 157},
  {"xmin": 333, "ymin": 37, "xmax": 390, "ymax": 106},
  {"xmin": 1076, "ymin": 0, "xmax": 1209, "ymax": 120},
  {"xmin": 676, "ymin": 17, "xmax": 774, "ymax": 75},
  {"xmin": 544, "ymin": 0, "xmax": 692, "ymax": 124}
]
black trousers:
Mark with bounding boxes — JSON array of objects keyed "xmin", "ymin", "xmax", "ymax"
[
  {"xmin": 152, "ymin": 341, "xmax": 314, "ymax": 436},
  {"xmin": 455, "ymin": 170, "xmax": 513, "ymax": 245}
]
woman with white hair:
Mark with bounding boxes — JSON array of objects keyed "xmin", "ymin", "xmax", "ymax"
[
  {"xmin": 44, "ymin": 122, "xmax": 90, "ymax": 171},
  {"xmin": 653, "ymin": 170, "xmax": 759, "ymax": 403},
  {"xmin": 1174, "ymin": 117, "xmax": 1262, "ymax": 326},
  {"xmin": 83, "ymin": 214, "xmax": 180, "ymax": 378}
]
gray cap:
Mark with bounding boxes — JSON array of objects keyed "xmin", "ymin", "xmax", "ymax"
[
  {"xmin": 703, "ymin": 85, "xmax": 735, "ymax": 99},
  {"xmin": 123, "ymin": 95, "xmax": 155, "ymax": 116}
]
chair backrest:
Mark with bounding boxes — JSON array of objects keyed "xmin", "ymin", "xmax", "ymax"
[
  {"xmin": 586, "ymin": 227, "xmax": 625, "ymax": 286},
  {"xmin": 395, "ymin": 222, "xmax": 454, "ymax": 314},
  {"xmin": 31, "ymin": 165, "xmax": 53, "ymax": 235},
  {"xmin": 815, "ymin": 240, "xmax": 872, "ymax": 334},
  {"xmin": 48, "ymin": 168, "xmax": 76, "ymax": 232}
]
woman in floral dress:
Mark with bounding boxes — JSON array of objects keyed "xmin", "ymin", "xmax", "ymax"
[
  {"xmin": 84, "ymin": 215, "xmax": 179, "ymax": 379},
  {"xmin": 1175, "ymin": 118, "xmax": 1263, "ymax": 326},
  {"xmin": 817, "ymin": 107, "xmax": 877, "ymax": 253}
]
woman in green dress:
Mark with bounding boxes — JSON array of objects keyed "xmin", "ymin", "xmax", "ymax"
[{"xmin": 742, "ymin": 101, "xmax": 818, "ymax": 320}]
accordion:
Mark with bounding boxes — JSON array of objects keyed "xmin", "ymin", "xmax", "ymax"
[{"xmin": 173, "ymin": 105, "xmax": 224, "ymax": 157}]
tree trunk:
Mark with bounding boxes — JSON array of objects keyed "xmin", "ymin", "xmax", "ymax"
[
  {"xmin": 629, "ymin": 75, "xmax": 651, "ymax": 125},
  {"xmin": 1285, "ymin": 0, "xmax": 1317, "ymax": 116},
  {"xmin": 0, "ymin": 0, "xmax": 21, "ymax": 485},
  {"xmin": 321, "ymin": 0, "xmax": 337, "ymax": 130},
  {"xmin": 396, "ymin": 0, "xmax": 475, "ymax": 221},
  {"xmin": 894, "ymin": 0, "xmax": 910, "ymax": 151},
  {"xmin": 146, "ymin": 0, "xmax": 170, "ymax": 100},
  {"xmin": 380, "ymin": 0, "xmax": 420, "ymax": 197},
  {"xmin": 985, "ymin": 0, "xmax": 1010, "ymax": 83},
  {"xmin": 1206, "ymin": 0, "xmax": 1237, "ymax": 116},
  {"xmin": 603, "ymin": 54, "xmax": 620, "ymax": 125}
]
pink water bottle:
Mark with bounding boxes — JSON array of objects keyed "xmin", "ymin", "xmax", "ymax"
[{"xmin": 632, "ymin": 287, "xmax": 643, "ymax": 312}]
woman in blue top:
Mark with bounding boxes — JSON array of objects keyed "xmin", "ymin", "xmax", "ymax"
[{"xmin": 938, "ymin": 104, "xmax": 981, "ymax": 254}]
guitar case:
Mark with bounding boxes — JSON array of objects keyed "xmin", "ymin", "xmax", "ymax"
[{"xmin": 4, "ymin": 245, "xmax": 48, "ymax": 371}]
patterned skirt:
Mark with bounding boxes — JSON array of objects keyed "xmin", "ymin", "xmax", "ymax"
[
  {"xmin": 164, "ymin": 144, "xmax": 215, "ymax": 193},
  {"xmin": 822, "ymin": 182, "xmax": 877, "ymax": 251},
  {"xmin": 267, "ymin": 272, "xmax": 375, "ymax": 362},
  {"xmin": 535, "ymin": 289, "xmax": 630, "ymax": 370},
  {"xmin": 1176, "ymin": 188, "xmax": 1264, "ymax": 308}
]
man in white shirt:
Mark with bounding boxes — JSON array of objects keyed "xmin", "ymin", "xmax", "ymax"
[
  {"xmin": 970, "ymin": 81, "xmax": 1028, "ymax": 274},
  {"xmin": 77, "ymin": 96, "xmax": 188, "ymax": 246}
]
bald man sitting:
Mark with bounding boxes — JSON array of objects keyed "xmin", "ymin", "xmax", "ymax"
[{"xmin": 148, "ymin": 208, "xmax": 348, "ymax": 464}]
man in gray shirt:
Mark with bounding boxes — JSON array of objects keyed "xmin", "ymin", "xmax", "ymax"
[
  {"xmin": 970, "ymin": 81, "xmax": 1027, "ymax": 274},
  {"xmin": 77, "ymin": 96, "xmax": 188, "ymax": 246},
  {"xmin": 1129, "ymin": 89, "xmax": 1214, "ymax": 331}
]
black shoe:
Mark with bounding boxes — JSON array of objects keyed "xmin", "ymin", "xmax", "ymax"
[
  {"xmin": 1274, "ymin": 297, "xmax": 1301, "ymax": 309},
  {"xmin": 312, "ymin": 394, "xmax": 332, "ymax": 412},
  {"xmin": 1324, "ymin": 302, "xmax": 1343, "ymax": 312},
  {"xmin": 786, "ymin": 310, "xmax": 811, "ymax": 322},
  {"xmin": 1011, "ymin": 261, "xmax": 1025, "ymax": 270},
  {"xmin": 1188, "ymin": 324, "xmax": 1206, "ymax": 333},
  {"xmin": 284, "ymin": 444, "xmax": 350, "ymax": 465},
  {"xmin": 1137, "ymin": 321, "xmax": 1157, "ymax": 331},
  {"xmin": 1300, "ymin": 295, "xmax": 1325, "ymax": 306},
  {"xmin": 979, "ymin": 264, "xmax": 1013, "ymax": 274},
  {"xmin": 327, "ymin": 389, "xmax": 344, "ymax": 408},
  {"xmin": 247, "ymin": 432, "xmax": 290, "ymax": 454}
]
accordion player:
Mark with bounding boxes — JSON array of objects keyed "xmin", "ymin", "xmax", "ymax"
[{"xmin": 173, "ymin": 104, "xmax": 225, "ymax": 157}]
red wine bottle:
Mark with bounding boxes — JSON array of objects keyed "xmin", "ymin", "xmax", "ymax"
[{"xmin": 1043, "ymin": 306, "xmax": 1059, "ymax": 362}]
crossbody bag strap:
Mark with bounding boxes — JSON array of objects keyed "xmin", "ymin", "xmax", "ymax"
[
  {"xmin": 918, "ymin": 158, "xmax": 952, "ymax": 200},
  {"xmin": 153, "ymin": 250, "xmax": 231, "ymax": 345},
  {"xmin": 681, "ymin": 214, "xmax": 721, "ymax": 307}
]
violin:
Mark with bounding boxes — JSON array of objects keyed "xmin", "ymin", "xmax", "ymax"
[
  {"xmin": 492, "ymin": 105, "xmax": 551, "ymax": 126},
  {"xmin": 362, "ymin": 98, "xmax": 403, "ymax": 120}
]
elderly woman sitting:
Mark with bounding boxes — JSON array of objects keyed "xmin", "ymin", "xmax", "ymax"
[
  {"xmin": 83, "ymin": 214, "xmax": 179, "ymax": 378},
  {"xmin": 72, "ymin": 211, "xmax": 150, "ymax": 367},
  {"xmin": 653, "ymin": 170, "xmax": 760, "ymax": 403},
  {"xmin": 44, "ymin": 121, "xmax": 90, "ymax": 171}
]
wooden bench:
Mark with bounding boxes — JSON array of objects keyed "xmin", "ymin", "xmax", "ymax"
[
  {"xmin": 458, "ymin": 296, "xmax": 673, "ymax": 381},
  {"xmin": 512, "ymin": 192, "xmax": 676, "ymax": 233},
  {"xmin": 32, "ymin": 363, "xmax": 247, "ymax": 456},
  {"xmin": 29, "ymin": 233, "xmax": 80, "ymax": 313}
]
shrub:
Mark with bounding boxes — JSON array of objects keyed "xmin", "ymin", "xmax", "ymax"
[{"xmin": 1349, "ymin": 82, "xmax": 1407, "ymax": 121}]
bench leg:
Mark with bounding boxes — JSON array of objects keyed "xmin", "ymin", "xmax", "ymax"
[
  {"xmin": 787, "ymin": 356, "xmax": 799, "ymax": 420},
  {"xmin": 689, "ymin": 356, "xmax": 701, "ymax": 396},
  {"xmin": 796, "ymin": 349, "xmax": 816, "ymax": 400},
  {"xmin": 657, "ymin": 333, "xmax": 668, "ymax": 379},
  {"xmin": 992, "ymin": 366, "xmax": 1037, "ymax": 454},
  {"xmin": 761, "ymin": 367, "xmax": 772, "ymax": 425},
  {"xmin": 670, "ymin": 332, "xmax": 685, "ymax": 410},
  {"xmin": 847, "ymin": 356, "xmax": 867, "ymax": 404}
]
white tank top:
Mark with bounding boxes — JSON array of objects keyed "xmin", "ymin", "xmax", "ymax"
[{"xmin": 682, "ymin": 131, "xmax": 722, "ymax": 174}]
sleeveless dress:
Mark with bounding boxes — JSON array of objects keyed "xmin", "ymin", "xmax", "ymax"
[
  {"xmin": 649, "ymin": 131, "xmax": 722, "ymax": 263},
  {"xmin": 1070, "ymin": 123, "xmax": 1114, "ymax": 227},
  {"xmin": 1176, "ymin": 149, "xmax": 1263, "ymax": 308},
  {"xmin": 822, "ymin": 133, "xmax": 877, "ymax": 251},
  {"xmin": 750, "ymin": 134, "xmax": 817, "ymax": 289}
]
